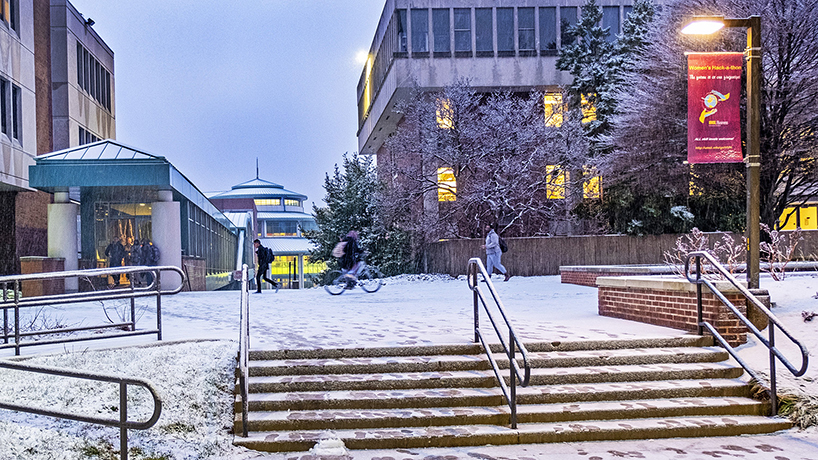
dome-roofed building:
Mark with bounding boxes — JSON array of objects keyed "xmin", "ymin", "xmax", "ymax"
[{"xmin": 208, "ymin": 175, "xmax": 322, "ymax": 289}]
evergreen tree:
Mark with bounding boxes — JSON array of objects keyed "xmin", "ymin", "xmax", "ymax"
[
  {"xmin": 556, "ymin": 0, "xmax": 616, "ymax": 141},
  {"xmin": 306, "ymin": 152, "xmax": 413, "ymax": 276}
]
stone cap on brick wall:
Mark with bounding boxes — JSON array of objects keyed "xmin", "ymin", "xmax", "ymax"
[
  {"xmin": 560, "ymin": 265, "xmax": 675, "ymax": 274},
  {"xmin": 596, "ymin": 275, "xmax": 746, "ymax": 294}
]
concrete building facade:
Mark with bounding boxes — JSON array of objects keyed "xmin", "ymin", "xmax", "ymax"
[
  {"xmin": 0, "ymin": 0, "xmax": 115, "ymax": 275},
  {"xmin": 357, "ymin": 0, "xmax": 634, "ymax": 156}
]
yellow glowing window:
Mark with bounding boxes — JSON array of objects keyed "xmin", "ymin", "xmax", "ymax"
[
  {"xmin": 284, "ymin": 199, "xmax": 301, "ymax": 207},
  {"xmin": 437, "ymin": 167, "xmax": 456, "ymax": 201},
  {"xmin": 779, "ymin": 206, "xmax": 818, "ymax": 230},
  {"xmin": 546, "ymin": 165, "xmax": 566, "ymax": 199},
  {"xmin": 581, "ymin": 94, "xmax": 597, "ymax": 124},
  {"xmin": 689, "ymin": 168, "xmax": 704, "ymax": 196},
  {"xmin": 254, "ymin": 199, "xmax": 281, "ymax": 206},
  {"xmin": 583, "ymin": 168, "xmax": 602, "ymax": 199},
  {"xmin": 543, "ymin": 92, "xmax": 563, "ymax": 127},
  {"xmin": 436, "ymin": 98, "xmax": 454, "ymax": 129}
]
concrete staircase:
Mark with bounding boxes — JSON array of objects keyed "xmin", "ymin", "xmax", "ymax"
[{"xmin": 233, "ymin": 336, "xmax": 790, "ymax": 452}]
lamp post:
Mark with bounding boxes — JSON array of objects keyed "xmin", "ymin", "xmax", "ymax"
[{"xmin": 682, "ymin": 15, "xmax": 762, "ymax": 289}]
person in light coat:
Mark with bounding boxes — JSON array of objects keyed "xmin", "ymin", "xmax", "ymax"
[{"xmin": 481, "ymin": 222, "xmax": 510, "ymax": 282}]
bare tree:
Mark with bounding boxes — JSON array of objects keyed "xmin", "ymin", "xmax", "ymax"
[
  {"xmin": 602, "ymin": 0, "xmax": 818, "ymax": 229},
  {"xmin": 381, "ymin": 81, "xmax": 590, "ymax": 241}
]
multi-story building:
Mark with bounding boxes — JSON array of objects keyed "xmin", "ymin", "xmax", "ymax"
[
  {"xmin": 0, "ymin": 0, "xmax": 115, "ymax": 275},
  {"xmin": 357, "ymin": 1, "xmax": 630, "ymax": 235},
  {"xmin": 357, "ymin": 0, "xmax": 633, "ymax": 157}
]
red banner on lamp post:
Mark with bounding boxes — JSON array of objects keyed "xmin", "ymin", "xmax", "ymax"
[{"xmin": 687, "ymin": 52, "xmax": 744, "ymax": 164}]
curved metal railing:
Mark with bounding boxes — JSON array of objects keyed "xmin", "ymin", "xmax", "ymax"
[
  {"xmin": 237, "ymin": 264, "xmax": 250, "ymax": 437},
  {"xmin": 684, "ymin": 251, "xmax": 809, "ymax": 414},
  {"xmin": 467, "ymin": 257, "xmax": 530, "ymax": 428},
  {"xmin": 0, "ymin": 266, "xmax": 185, "ymax": 355}
]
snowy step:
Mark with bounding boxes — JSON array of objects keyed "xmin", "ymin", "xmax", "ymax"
[
  {"xmin": 247, "ymin": 347, "xmax": 728, "ymax": 377},
  {"xmin": 246, "ymin": 362, "xmax": 743, "ymax": 393},
  {"xmin": 233, "ymin": 415, "xmax": 791, "ymax": 452},
  {"xmin": 236, "ymin": 378, "xmax": 751, "ymax": 412},
  {"xmin": 246, "ymin": 336, "xmax": 714, "ymax": 361},
  {"xmin": 235, "ymin": 397, "xmax": 769, "ymax": 432}
]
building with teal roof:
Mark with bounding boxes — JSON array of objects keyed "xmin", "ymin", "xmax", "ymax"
[
  {"xmin": 208, "ymin": 176, "xmax": 322, "ymax": 289},
  {"xmin": 29, "ymin": 139, "xmax": 241, "ymax": 291}
]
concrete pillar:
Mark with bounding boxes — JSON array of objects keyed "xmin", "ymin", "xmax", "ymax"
[
  {"xmin": 151, "ymin": 190, "xmax": 182, "ymax": 290},
  {"xmin": 48, "ymin": 191, "xmax": 78, "ymax": 292},
  {"xmin": 298, "ymin": 255, "xmax": 304, "ymax": 289}
]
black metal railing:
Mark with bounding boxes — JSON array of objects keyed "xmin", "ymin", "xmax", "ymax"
[
  {"xmin": 467, "ymin": 258, "xmax": 530, "ymax": 428},
  {"xmin": 237, "ymin": 264, "xmax": 250, "ymax": 437},
  {"xmin": 0, "ymin": 266, "xmax": 185, "ymax": 355},
  {"xmin": 684, "ymin": 251, "xmax": 809, "ymax": 414},
  {"xmin": 0, "ymin": 359, "xmax": 161, "ymax": 460}
]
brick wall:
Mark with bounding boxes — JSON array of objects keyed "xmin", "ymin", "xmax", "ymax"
[
  {"xmin": 182, "ymin": 256, "xmax": 206, "ymax": 291},
  {"xmin": 597, "ymin": 276, "xmax": 749, "ymax": 346},
  {"xmin": 561, "ymin": 270, "xmax": 636, "ymax": 287}
]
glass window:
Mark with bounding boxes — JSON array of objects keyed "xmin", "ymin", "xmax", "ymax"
[
  {"xmin": 437, "ymin": 167, "xmax": 456, "ymax": 201},
  {"xmin": 11, "ymin": 84, "xmax": 20, "ymax": 141},
  {"xmin": 0, "ymin": 79, "xmax": 6, "ymax": 135},
  {"xmin": 475, "ymin": 8, "xmax": 493, "ymax": 54},
  {"xmin": 560, "ymin": 7, "xmax": 578, "ymax": 47},
  {"xmin": 518, "ymin": 7, "xmax": 535, "ymax": 52},
  {"xmin": 602, "ymin": 6, "xmax": 620, "ymax": 42},
  {"xmin": 76, "ymin": 43, "xmax": 83, "ymax": 88},
  {"xmin": 436, "ymin": 98, "xmax": 453, "ymax": 129},
  {"xmin": 539, "ymin": 7, "xmax": 557, "ymax": 52},
  {"xmin": 266, "ymin": 221, "xmax": 298, "ymax": 237},
  {"xmin": 254, "ymin": 198, "xmax": 281, "ymax": 206},
  {"xmin": 454, "ymin": 8, "xmax": 471, "ymax": 53},
  {"xmin": 284, "ymin": 199, "xmax": 301, "ymax": 207},
  {"xmin": 9, "ymin": 0, "xmax": 16, "ymax": 33},
  {"xmin": 411, "ymin": 8, "xmax": 428, "ymax": 53},
  {"xmin": 546, "ymin": 165, "xmax": 566, "ymax": 200},
  {"xmin": 396, "ymin": 9, "xmax": 408, "ymax": 53},
  {"xmin": 432, "ymin": 9, "xmax": 450, "ymax": 53},
  {"xmin": 624, "ymin": 6, "xmax": 633, "ymax": 20},
  {"xmin": 543, "ymin": 92, "xmax": 563, "ymax": 127},
  {"xmin": 496, "ymin": 8, "xmax": 514, "ymax": 54},
  {"xmin": 584, "ymin": 167, "xmax": 602, "ymax": 199}
]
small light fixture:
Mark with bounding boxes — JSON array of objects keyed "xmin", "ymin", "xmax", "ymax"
[
  {"xmin": 139, "ymin": 203, "xmax": 146, "ymax": 206},
  {"xmin": 681, "ymin": 16, "xmax": 725, "ymax": 35},
  {"xmin": 85, "ymin": 18, "xmax": 95, "ymax": 26}
]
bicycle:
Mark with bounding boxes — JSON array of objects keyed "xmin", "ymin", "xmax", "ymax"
[{"xmin": 323, "ymin": 261, "xmax": 384, "ymax": 295}]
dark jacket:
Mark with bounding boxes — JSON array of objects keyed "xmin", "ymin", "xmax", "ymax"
[
  {"xmin": 339, "ymin": 236, "xmax": 362, "ymax": 270},
  {"xmin": 105, "ymin": 241, "xmax": 125, "ymax": 267}
]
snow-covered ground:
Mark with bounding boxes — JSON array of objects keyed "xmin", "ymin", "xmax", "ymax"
[{"xmin": 0, "ymin": 272, "xmax": 816, "ymax": 459}]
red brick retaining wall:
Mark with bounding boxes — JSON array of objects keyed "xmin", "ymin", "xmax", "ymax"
[
  {"xmin": 561, "ymin": 270, "xmax": 637, "ymax": 287},
  {"xmin": 597, "ymin": 277, "xmax": 749, "ymax": 346}
]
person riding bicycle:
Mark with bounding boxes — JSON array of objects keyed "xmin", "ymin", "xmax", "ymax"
[{"xmin": 337, "ymin": 230, "xmax": 364, "ymax": 286}]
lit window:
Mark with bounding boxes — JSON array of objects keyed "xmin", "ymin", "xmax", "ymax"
[
  {"xmin": 544, "ymin": 92, "xmax": 563, "ymax": 127},
  {"xmin": 437, "ymin": 167, "xmax": 456, "ymax": 201},
  {"xmin": 581, "ymin": 94, "xmax": 597, "ymax": 124},
  {"xmin": 284, "ymin": 199, "xmax": 301, "ymax": 207},
  {"xmin": 436, "ymin": 98, "xmax": 454, "ymax": 129},
  {"xmin": 689, "ymin": 168, "xmax": 703, "ymax": 196},
  {"xmin": 254, "ymin": 198, "xmax": 281, "ymax": 206},
  {"xmin": 583, "ymin": 167, "xmax": 602, "ymax": 199},
  {"xmin": 546, "ymin": 165, "xmax": 566, "ymax": 199},
  {"xmin": 778, "ymin": 206, "xmax": 817, "ymax": 230}
]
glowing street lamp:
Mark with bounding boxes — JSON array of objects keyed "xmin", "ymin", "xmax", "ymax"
[{"xmin": 682, "ymin": 15, "xmax": 762, "ymax": 290}]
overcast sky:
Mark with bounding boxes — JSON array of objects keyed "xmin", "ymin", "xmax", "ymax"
[{"xmin": 68, "ymin": 0, "xmax": 385, "ymax": 208}]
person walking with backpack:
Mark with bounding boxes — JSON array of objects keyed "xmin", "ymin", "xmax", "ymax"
[
  {"xmin": 481, "ymin": 223, "xmax": 510, "ymax": 282},
  {"xmin": 253, "ymin": 239, "xmax": 279, "ymax": 293}
]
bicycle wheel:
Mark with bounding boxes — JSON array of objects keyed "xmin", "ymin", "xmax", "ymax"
[
  {"xmin": 359, "ymin": 266, "xmax": 384, "ymax": 293},
  {"xmin": 323, "ymin": 270, "xmax": 346, "ymax": 295}
]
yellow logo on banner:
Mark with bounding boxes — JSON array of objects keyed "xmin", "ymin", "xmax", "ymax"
[{"xmin": 699, "ymin": 90, "xmax": 730, "ymax": 123}]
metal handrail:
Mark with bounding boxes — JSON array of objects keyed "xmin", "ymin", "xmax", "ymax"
[
  {"xmin": 684, "ymin": 251, "xmax": 809, "ymax": 414},
  {"xmin": 467, "ymin": 257, "xmax": 530, "ymax": 428},
  {"xmin": 237, "ymin": 264, "xmax": 250, "ymax": 437},
  {"xmin": 0, "ymin": 266, "xmax": 185, "ymax": 355},
  {"xmin": 0, "ymin": 357, "xmax": 161, "ymax": 460}
]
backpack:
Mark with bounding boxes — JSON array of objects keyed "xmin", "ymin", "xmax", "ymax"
[
  {"xmin": 149, "ymin": 245, "xmax": 160, "ymax": 265},
  {"xmin": 265, "ymin": 247, "xmax": 275, "ymax": 263},
  {"xmin": 498, "ymin": 236, "xmax": 508, "ymax": 253}
]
